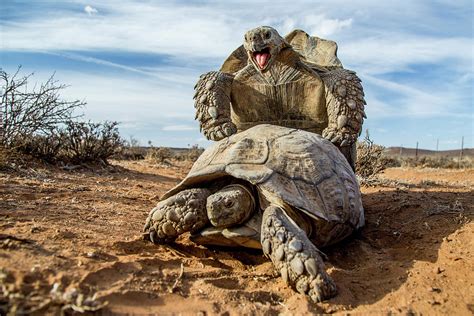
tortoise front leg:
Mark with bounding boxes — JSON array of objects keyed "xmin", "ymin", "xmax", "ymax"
[
  {"xmin": 261, "ymin": 206, "xmax": 337, "ymax": 302},
  {"xmin": 194, "ymin": 71, "xmax": 237, "ymax": 141},
  {"xmin": 144, "ymin": 188, "xmax": 211, "ymax": 244}
]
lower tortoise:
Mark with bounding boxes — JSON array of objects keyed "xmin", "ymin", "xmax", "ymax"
[{"xmin": 143, "ymin": 124, "xmax": 364, "ymax": 302}]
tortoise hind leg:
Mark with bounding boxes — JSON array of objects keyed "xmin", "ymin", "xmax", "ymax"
[
  {"xmin": 144, "ymin": 188, "xmax": 211, "ymax": 244},
  {"xmin": 261, "ymin": 205, "xmax": 337, "ymax": 302}
]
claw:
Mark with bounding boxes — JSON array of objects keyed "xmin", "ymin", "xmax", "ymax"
[
  {"xmin": 331, "ymin": 135, "xmax": 342, "ymax": 144},
  {"xmin": 340, "ymin": 139, "xmax": 349, "ymax": 147},
  {"xmin": 149, "ymin": 230, "xmax": 158, "ymax": 244},
  {"xmin": 143, "ymin": 218, "xmax": 150, "ymax": 232},
  {"xmin": 215, "ymin": 130, "xmax": 225, "ymax": 140}
]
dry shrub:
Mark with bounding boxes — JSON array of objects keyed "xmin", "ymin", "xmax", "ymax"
[
  {"xmin": 116, "ymin": 137, "xmax": 146, "ymax": 160},
  {"xmin": 9, "ymin": 121, "xmax": 122, "ymax": 164},
  {"xmin": 1, "ymin": 67, "xmax": 84, "ymax": 147},
  {"xmin": 182, "ymin": 145, "xmax": 204, "ymax": 162},
  {"xmin": 0, "ymin": 146, "xmax": 15, "ymax": 171},
  {"xmin": 395, "ymin": 156, "xmax": 473, "ymax": 169},
  {"xmin": 1, "ymin": 68, "xmax": 123, "ymax": 165},
  {"xmin": 146, "ymin": 145, "xmax": 204, "ymax": 164},
  {"xmin": 147, "ymin": 147, "xmax": 173, "ymax": 163},
  {"xmin": 11, "ymin": 128, "xmax": 63, "ymax": 163},
  {"xmin": 356, "ymin": 130, "xmax": 392, "ymax": 178},
  {"xmin": 59, "ymin": 121, "xmax": 123, "ymax": 164}
]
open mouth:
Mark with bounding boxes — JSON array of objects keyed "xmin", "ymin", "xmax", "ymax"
[{"xmin": 252, "ymin": 48, "xmax": 271, "ymax": 70}]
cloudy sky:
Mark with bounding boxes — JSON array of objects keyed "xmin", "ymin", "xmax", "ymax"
[{"xmin": 1, "ymin": 0, "xmax": 473, "ymax": 149}]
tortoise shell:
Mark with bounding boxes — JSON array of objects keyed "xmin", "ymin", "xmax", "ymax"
[{"xmin": 162, "ymin": 124, "xmax": 364, "ymax": 229}]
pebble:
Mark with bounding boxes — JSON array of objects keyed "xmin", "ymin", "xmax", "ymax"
[
  {"xmin": 434, "ymin": 266, "xmax": 445, "ymax": 274},
  {"xmin": 428, "ymin": 286, "xmax": 441, "ymax": 293},
  {"xmin": 280, "ymin": 267, "xmax": 289, "ymax": 284}
]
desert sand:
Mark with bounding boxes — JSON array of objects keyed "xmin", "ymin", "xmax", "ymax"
[{"xmin": 1, "ymin": 161, "xmax": 473, "ymax": 315}]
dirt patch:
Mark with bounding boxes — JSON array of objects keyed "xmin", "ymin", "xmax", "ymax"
[{"xmin": 1, "ymin": 162, "xmax": 473, "ymax": 315}]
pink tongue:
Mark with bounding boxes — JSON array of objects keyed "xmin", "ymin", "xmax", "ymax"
[{"xmin": 255, "ymin": 53, "xmax": 270, "ymax": 69}]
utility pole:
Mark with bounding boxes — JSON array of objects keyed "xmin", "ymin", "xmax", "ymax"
[
  {"xmin": 415, "ymin": 141, "xmax": 419, "ymax": 160},
  {"xmin": 399, "ymin": 144, "xmax": 403, "ymax": 158},
  {"xmin": 460, "ymin": 136, "xmax": 464, "ymax": 159},
  {"xmin": 436, "ymin": 138, "xmax": 439, "ymax": 153}
]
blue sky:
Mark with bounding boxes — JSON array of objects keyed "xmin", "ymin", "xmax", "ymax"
[{"xmin": 1, "ymin": 0, "xmax": 472, "ymax": 149}]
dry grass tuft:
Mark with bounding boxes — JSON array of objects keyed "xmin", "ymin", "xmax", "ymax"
[{"xmin": 356, "ymin": 130, "xmax": 394, "ymax": 179}]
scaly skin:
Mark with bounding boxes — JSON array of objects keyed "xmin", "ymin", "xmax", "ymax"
[
  {"xmin": 143, "ymin": 188, "xmax": 211, "ymax": 244},
  {"xmin": 261, "ymin": 206, "xmax": 337, "ymax": 302},
  {"xmin": 206, "ymin": 184, "xmax": 255, "ymax": 228}
]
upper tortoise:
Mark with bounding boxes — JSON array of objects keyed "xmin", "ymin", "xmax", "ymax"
[{"xmin": 194, "ymin": 26, "xmax": 367, "ymax": 169}]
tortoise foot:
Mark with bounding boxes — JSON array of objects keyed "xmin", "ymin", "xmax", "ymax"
[
  {"xmin": 261, "ymin": 206, "xmax": 337, "ymax": 303},
  {"xmin": 144, "ymin": 188, "xmax": 211, "ymax": 244}
]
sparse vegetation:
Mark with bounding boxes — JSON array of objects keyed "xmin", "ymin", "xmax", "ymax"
[
  {"xmin": 146, "ymin": 146, "xmax": 173, "ymax": 163},
  {"xmin": 389, "ymin": 156, "xmax": 474, "ymax": 169},
  {"xmin": 174, "ymin": 145, "xmax": 204, "ymax": 162},
  {"xmin": 0, "ymin": 67, "xmax": 84, "ymax": 147},
  {"xmin": 1, "ymin": 68, "xmax": 122, "ymax": 165},
  {"xmin": 356, "ymin": 130, "xmax": 393, "ymax": 178}
]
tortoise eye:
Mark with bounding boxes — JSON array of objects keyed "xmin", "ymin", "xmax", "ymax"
[
  {"xmin": 264, "ymin": 31, "xmax": 271, "ymax": 39},
  {"xmin": 224, "ymin": 199, "xmax": 234, "ymax": 208}
]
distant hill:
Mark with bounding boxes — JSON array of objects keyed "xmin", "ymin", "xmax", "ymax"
[{"xmin": 384, "ymin": 147, "xmax": 474, "ymax": 158}]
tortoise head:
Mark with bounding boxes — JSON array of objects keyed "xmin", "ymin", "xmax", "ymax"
[
  {"xmin": 206, "ymin": 184, "xmax": 255, "ymax": 228},
  {"xmin": 243, "ymin": 26, "xmax": 288, "ymax": 72}
]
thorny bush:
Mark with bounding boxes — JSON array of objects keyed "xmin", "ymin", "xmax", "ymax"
[
  {"xmin": 1, "ymin": 67, "xmax": 122, "ymax": 164},
  {"xmin": 356, "ymin": 130, "xmax": 392, "ymax": 178}
]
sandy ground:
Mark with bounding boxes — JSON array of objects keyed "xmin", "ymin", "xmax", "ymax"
[{"xmin": 0, "ymin": 161, "xmax": 473, "ymax": 315}]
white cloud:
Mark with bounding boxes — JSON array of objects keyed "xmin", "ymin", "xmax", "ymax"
[
  {"xmin": 362, "ymin": 74, "xmax": 470, "ymax": 119},
  {"xmin": 1, "ymin": 0, "xmax": 472, "ymax": 149},
  {"xmin": 340, "ymin": 35, "xmax": 473, "ymax": 75},
  {"xmin": 1, "ymin": 1, "xmax": 471, "ymax": 78},
  {"xmin": 267, "ymin": 15, "xmax": 353, "ymax": 38},
  {"xmin": 162, "ymin": 125, "xmax": 197, "ymax": 132},
  {"xmin": 84, "ymin": 5, "xmax": 98, "ymax": 16}
]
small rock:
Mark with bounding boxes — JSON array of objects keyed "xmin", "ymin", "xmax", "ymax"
[
  {"xmin": 86, "ymin": 251, "xmax": 98, "ymax": 259},
  {"xmin": 429, "ymin": 287, "xmax": 441, "ymax": 293},
  {"xmin": 434, "ymin": 266, "xmax": 445, "ymax": 274},
  {"xmin": 280, "ymin": 267, "xmax": 289, "ymax": 284}
]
